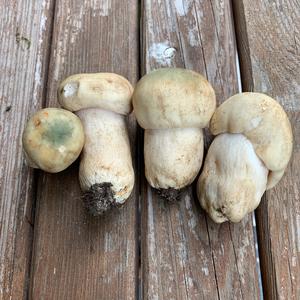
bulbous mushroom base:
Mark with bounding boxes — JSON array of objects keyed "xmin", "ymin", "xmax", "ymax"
[
  {"xmin": 197, "ymin": 133, "xmax": 269, "ymax": 223},
  {"xmin": 156, "ymin": 187, "xmax": 184, "ymax": 202},
  {"xmin": 82, "ymin": 182, "xmax": 117, "ymax": 216}
]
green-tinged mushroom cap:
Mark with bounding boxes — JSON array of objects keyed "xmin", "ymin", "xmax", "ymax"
[{"xmin": 22, "ymin": 108, "xmax": 84, "ymax": 173}]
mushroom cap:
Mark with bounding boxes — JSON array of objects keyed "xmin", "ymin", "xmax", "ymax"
[
  {"xmin": 22, "ymin": 108, "xmax": 84, "ymax": 173},
  {"xmin": 58, "ymin": 73, "xmax": 134, "ymax": 115},
  {"xmin": 210, "ymin": 92, "xmax": 293, "ymax": 184},
  {"xmin": 132, "ymin": 68, "xmax": 216, "ymax": 129}
]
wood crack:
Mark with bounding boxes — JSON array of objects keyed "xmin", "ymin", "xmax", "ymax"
[
  {"xmin": 229, "ymin": 224, "xmax": 244, "ymax": 300},
  {"xmin": 204, "ymin": 216, "xmax": 220, "ymax": 300},
  {"xmin": 193, "ymin": 1, "xmax": 208, "ymax": 78}
]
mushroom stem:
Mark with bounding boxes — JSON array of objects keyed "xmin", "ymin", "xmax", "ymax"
[
  {"xmin": 197, "ymin": 133, "xmax": 268, "ymax": 223},
  {"xmin": 77, "ymin": 108, "xmax": 134, "ymax": 215},
  {"xmin": 144, "ymin": 128, "xmax": 203, "ymax": 193}
]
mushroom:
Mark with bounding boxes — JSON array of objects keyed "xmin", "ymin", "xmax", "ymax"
[
  {"xmin": 197, "ymin": 92, "xmax": 293, "ymax": 223},
  {"xmin": 58, "ymin": 73, "xmax": 135, "ymax": 216},
  {"xmin": 133, "ymin": 68, "xmax": 216, "ymax": 201},
  {"xmin": 22, "ymin": 108, "xmax": 84, "ymax": 173}
]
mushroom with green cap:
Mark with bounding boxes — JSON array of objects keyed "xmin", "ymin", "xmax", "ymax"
[
  {"xmin": 133, "ymin": 68, "xmax": 216, "ymax": 201},
  {"xmin": 197, "ymin": 92, "xmax": 293, "ymax": 223},
  {"xmin": 58, "ymin": 73, "xmax": 135, "ymax": 216},
  {"xmin": 22, "ymin": 108, "xmax": 84, "ymax": 173}
]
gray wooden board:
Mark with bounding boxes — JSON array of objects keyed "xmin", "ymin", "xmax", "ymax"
[
  {"xmin": 29, "ymin": 1, "xmax": 139, "ymax": 299},
  {"xmin": 0, "ymin": 0, "xmax": 54, "ymax": 298},
  {"xmin": 233, "ymin": 0, "xmax": 300, "ymax": 299},
  {"xmin": 2, "ymin": 0, "xmax": 298, "ymax": 299},
  {"xmin": 141, "ymin": 0, "xmax": 261, "ymax": 299}
]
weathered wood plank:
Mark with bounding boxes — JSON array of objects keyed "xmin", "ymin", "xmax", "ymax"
[
  {"xmin": 29, "ymin": 1, "xmax": 139, "ymax": 299},
  {"xmin": 0, "ymin": 0, "xmax": 54, "ymax": 298},
  {"xmin": 233, "ymin": 1, "xmax": 300, "ymax": 299},
  {"xmin": 141, "ymin": 0, "xmax": 261, "ymax": 299}
]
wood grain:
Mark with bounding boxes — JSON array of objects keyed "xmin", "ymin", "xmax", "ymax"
[
  {"xmin": 29, "ymin": 1, "xmax": 139, "ymax": 299},
  {"xmin": 0, "ymin": 0, "xmax": 54, "ymax": 299},
  {"xmin": 141, "ymin": 0, "xmax": 261, "ymax": 299},
  {"xmin": 233, "ymin": 1, "xmax": 300, "ymax": 299}
]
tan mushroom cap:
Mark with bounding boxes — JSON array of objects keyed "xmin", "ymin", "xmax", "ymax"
[
  {"xmin": 22, "ymin": 108, "xmax": 84, "ymax": 173},
  {"xmin": 210, "ymin": 92, "xmax": 293, "ymax": 188},
  {"xmin": 58, "ymin": 73, "xmax": 134, "ymax": 115},
  {"xmin": 133, "ymin": 68, "xmax": 216, "ymax": 129}
]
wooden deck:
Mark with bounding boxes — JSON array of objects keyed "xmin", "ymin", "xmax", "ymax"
[{"xmin": 0, "ymin": 0, "xmax": 299, "ymax": 299}]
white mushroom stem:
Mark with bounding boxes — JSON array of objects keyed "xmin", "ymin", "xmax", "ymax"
[
  {"xmin": 77, "ymin": 108, "xmax": 134, "ymax": 215},
  {"xmin": 145, "ymin": 128, "xmax": 203, "ymax": 200},
  {"xmin": 197, "ymin": 133, "xmax": 268, "ymax": 223}
]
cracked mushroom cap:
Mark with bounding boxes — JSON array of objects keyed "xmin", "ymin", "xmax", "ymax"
[
  {"xmin": 133, "ymin": 68, "xmax": 216, "ymax": 129},
  {"xmin": 58, "ymin": 73, "xmax": 134, "ymax": 115},
  {"xmin": 210, "ymin": 92, "xmax": 293, "ymax": 189},
  {"xmin": 22, "ymin": 108, "xmax": 84, "ymax": 173}
]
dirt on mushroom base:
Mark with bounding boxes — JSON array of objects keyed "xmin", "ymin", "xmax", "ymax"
[
  {"xmin": 82, "ymin": 182, "xmax": 115, "ymax": 216},
  {"xmin": 82, "ymin": 182, "xmax": 129, "ymax": 216},
  {"xmin": 156, "ymin": 187, "xmax": 185, "ymax": 202}
]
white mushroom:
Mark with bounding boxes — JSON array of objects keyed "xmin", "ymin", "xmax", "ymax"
[
  {"xmin": 197, "ymin": 92, "xmax": 293, "ymax": 223},
  {"xmin": 22, "ymin": 108, "xmax": 84, "ymax": 173},
  {"xmin": 133, "ymin": 68, "xmax": 216, "ymax": 201},
  {"xmin": 58, "ymin": 73, "xmax": 135, "ymax": 216}
]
